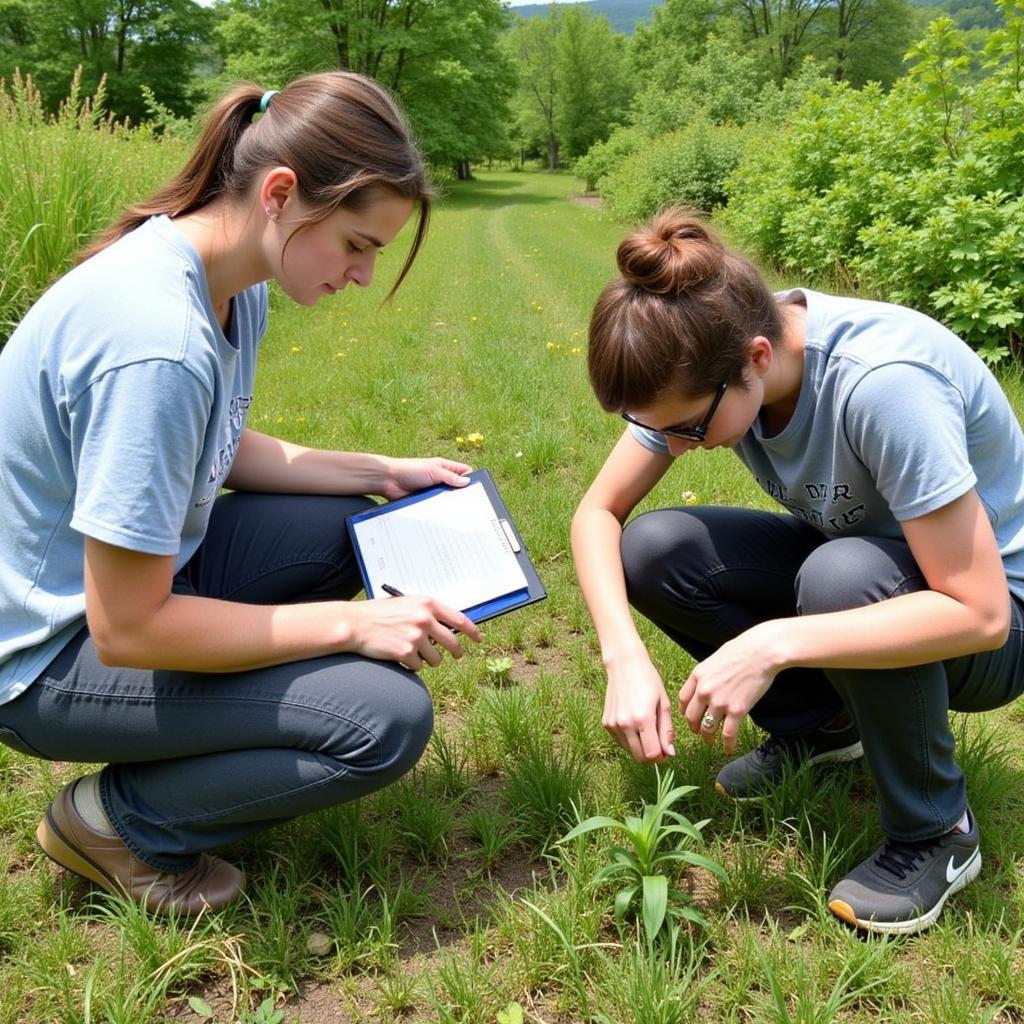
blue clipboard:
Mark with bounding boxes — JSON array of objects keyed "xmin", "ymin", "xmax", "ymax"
[{"xmin": 345, "ymin": 468, "xmax": 547, "ymax": 624}]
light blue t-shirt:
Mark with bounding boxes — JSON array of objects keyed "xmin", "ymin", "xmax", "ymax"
[
  {"xmin": 631, "ymin": 288, "xmax": 1024, "ymax": 603},
  {"xmin": 0, "ymin": 216, "xmax": 268, "ymax": 703}
]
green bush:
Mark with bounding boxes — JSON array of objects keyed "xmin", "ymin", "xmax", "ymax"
[
  {"xmin": 0, "ymin": 69, "xmax": 186, "ymax": 344},
  {"xmin": 572, "ymin": 126, "xmax": 642, "ymax": 193},
  {"xmin": 720, "ymin": 6, "xmax": 1024, "ymax": 362},
  {"xmin": 601, "ymin": 118, "xmax": 750, "ymax": 222}
]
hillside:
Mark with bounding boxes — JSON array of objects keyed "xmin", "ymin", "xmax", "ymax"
[{"xmin": 508, "ymin": 0, "xmax": 662, "ymax": 33}]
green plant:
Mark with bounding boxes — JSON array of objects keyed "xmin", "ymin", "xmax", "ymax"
[
  {"xmin": 239, "ymin": 998, "xmax": 285, "ymax": 1024},
  {"xmin": 465, "ymin": 802, "xmax": 523, "ymax": 870},
  {"xmin": 560, "ymin": 767, "xmax": 727, "ymax": 938},
  {"xmin": 484, "ymin": 655, "xmax": 514, "ymax": 685},
  {"xmin": 429, "ymin": 726, "xmax": 472, "ymax": 798},
  {"xmin": 503, "ymin": 735, "xmax": 589, "ymax": 845}
]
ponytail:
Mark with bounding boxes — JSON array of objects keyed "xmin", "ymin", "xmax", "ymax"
[
  {"xmin": 78, "ymin": 85, "xmax": 264, "ymax": 262},
  {"xmin": 79, "ymin": 72, "xmax": 433, "ymax": 297}
]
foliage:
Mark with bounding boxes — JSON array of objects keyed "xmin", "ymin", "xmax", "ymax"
[
  {"xmin": 629, "ymin": 32, "xmax": 770, "ymax": 137},
  {"xmin": 0, "ymin": 0, "xmax": 214, "ymax": 123},
  {"xmin": 573, "ymin": 125, "xmax": 642, "ymax": 192},
  {"xmin": 506, "ymin": 3, "xmax": 632, "ymax": 168},
  {"xmin": 721, "ymin": 2, "xmax": 1024, "ymax": 360},
  {"xmin": 560, "ymin": 768, "xmax": 727, "ymax": 939},
  {"xmin": 600, "ymin": 117, "xmax": 750, "ymax": 221},
  {"xmin": 214, "ymin": 0, "xmax": 515, "ymax": 176},
  {"xmin": 484, "ymin": 655, "xmax": 514, "ymax": 684},
  {"xmin": 0, "ymin": 70, "xmax": 185, "ymax": 344}
]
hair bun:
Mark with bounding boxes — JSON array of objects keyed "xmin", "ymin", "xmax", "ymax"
[{"xmin": 617, "ymin": 209, "xmax": 724, "ymax": 295}]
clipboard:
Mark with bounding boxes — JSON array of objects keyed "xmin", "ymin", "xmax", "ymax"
[{"xmin": 345, "ymin": 469, "xmax": 547, "ymax": 624}]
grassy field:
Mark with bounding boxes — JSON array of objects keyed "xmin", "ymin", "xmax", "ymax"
[{"xmin": 3, "ymin": 168, "xmax": 1024, "ymax": 1023}]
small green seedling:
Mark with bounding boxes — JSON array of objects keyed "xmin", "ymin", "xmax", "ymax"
[
  {"xmin": 485, "ymin": 655, "xmax": 514, "ymax": 685},
  {"xmin": 559, "ymin": 767, "xmax": 727, "ymax": 939},
  {"xmin": 497, "ymin": 1002, "xmax": 524, "ymax": 1024}
]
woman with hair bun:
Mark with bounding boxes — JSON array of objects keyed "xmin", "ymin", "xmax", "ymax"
[
  {"xmin": 0, "ymin": 71, "xmax": 482, "ymax": 914},
  {"xmin": 572, "ymin": 208, "xmax": 1024, "ymax": 935}
]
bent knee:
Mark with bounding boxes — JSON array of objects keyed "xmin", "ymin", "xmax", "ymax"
[
  {"xmin": 376, "ymin": 672, "xmax": 434, "ymax": 780},
  {"xmin": 621, "ymin": 509, "xmax": 709, "ymax": 608},
  {"xmin": 795, "ymin": 536, "xmax": 926, "ymax": 615}
]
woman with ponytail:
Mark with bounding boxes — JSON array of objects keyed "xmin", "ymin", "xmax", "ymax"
[
  {"xmin": 573, "ymin": 208, "xmax": 1024, "ymax": 935},
  {"xmin": 0, "ymin": 72, "xmax": 482, "ymax": 914}
]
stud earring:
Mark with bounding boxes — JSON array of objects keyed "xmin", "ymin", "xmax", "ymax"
[{"xmin": 265, "ymin": 207, "xmax": 278, "ymax": 222}]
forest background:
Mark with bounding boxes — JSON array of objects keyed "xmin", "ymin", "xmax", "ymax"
[{"xmin": 1, "ymin": 0, "xmax": 1023, "ymax": 363}]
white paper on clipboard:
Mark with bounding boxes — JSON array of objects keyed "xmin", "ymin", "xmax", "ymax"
[{"xmin": 351, "ymin": 481, "xmax": 528, "ymax": 609}]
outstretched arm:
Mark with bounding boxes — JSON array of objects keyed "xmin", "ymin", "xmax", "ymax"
[
  {"xmin": 224, "ymin": 428, "xmax": 472, "ymax": 499},
  {"xmin": 572, "ymin": 430, "xmax": 676, "ymax": 763}
]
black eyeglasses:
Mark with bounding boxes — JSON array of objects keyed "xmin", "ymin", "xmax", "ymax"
[{"xmin": 621, "ymin": 381, "xmax": 728, "ymax": 442}]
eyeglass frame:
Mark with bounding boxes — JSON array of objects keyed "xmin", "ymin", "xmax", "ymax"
[{"xmin": 620, "ymin": 381, "xmax": 729, "ymax": 442}]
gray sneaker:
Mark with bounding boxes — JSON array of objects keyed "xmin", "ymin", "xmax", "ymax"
[
  {"xmin": 828, "ymin": 808, "xmax": 981, "ymax": 935},
  {"xmin": 714, "ymin": 716, "xmax": 863, "ymax": 801}
]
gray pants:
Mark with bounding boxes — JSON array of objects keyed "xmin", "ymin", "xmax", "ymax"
[
  {"xmin": 0, "ymin": 492, "xmax": 433, "ymax": 872},
  {"xmin": 621, "ymin": 505, "xmax": 1024, "ymax": 841}
]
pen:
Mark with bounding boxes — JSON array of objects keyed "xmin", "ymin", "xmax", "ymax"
[{"xmin": 381, "ymin": 584, "xmax": 404, "ymax": 597}]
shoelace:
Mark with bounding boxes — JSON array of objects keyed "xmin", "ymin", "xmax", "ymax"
[{"xmin": 874, "ymin": 838, "xmax": 930, "ymax": 880}]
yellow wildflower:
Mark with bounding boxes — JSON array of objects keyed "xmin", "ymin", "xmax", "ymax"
[
  {"xmin": 681, "ymin": 491, "xmax": 699, "ymax": 505},
  {"xmin": 291, "ymin": 346, "xmax": 302, "ymax": 354}
]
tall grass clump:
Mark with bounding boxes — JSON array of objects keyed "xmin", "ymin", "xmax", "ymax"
[{"xmin": 0, "ymin": 68, "xmax": 186, "ymax": 343}]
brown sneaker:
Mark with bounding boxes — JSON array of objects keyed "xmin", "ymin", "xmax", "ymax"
[{"xmin": 36, "ymin": 779, "xmax": 244, "ymax": 915}]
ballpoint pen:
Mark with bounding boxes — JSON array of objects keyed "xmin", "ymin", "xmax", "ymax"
[{"xmin": 380, "ymin": 584, "xmax": 404, "ymax": 597}]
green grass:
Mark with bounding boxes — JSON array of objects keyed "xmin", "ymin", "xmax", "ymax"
[{"xmin": 3, "ymin": 167, "xmax": 1024, "ymax": 1022}]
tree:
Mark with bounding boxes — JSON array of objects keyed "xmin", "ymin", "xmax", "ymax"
[
  {"xmin": 215, "ymin": 0, "xmax": 514, "ymax": 176},
  {"xmin": 555, "ymin": 5, "xmax": 631, "ymax": 160},
  {"xmin": 506, "ymin": 7, "xmax": 561, "ymax": 168},
  {"xmin": 506, "ymin": 4, "xmax": 631, "ymax": 169},
  {"xmin": 734, "ymin": 0, "xmax": 833, "ymax": 80},
  {"xmin": 629, "ymin": 0, "xmax": 727, "ymax": 84},
  {"xmin": 0, "ymin": 0, "xmax": 214, "ymax": 121},
  {"xmin": 801, "ymin": 0, "xmax": 914, "ymax": 85}
]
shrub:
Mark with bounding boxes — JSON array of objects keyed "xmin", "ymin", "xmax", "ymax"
[
  {"xmin": 601, "ymin": 118, "xmax": 750, "ymax": 222},
  {"xmin": 573, "ymin": 125, "xmax": 641, "ymax": 193},
  {"xmin": 720, "ymin": 7, "xmax": 1024, "ymax": 362}
]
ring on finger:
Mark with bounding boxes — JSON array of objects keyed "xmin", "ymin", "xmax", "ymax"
[{"xmin": 700, "ymin": 711, "xmax": 718, "ymax": 731}]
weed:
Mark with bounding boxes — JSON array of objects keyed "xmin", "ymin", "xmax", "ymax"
[
  {"xmin": 484, "ymin": 655, "xmax": 515, "ymax": 686},
  {"xmin": 560, "ymin": 767, "xmax": 727, "ymax": 938}
]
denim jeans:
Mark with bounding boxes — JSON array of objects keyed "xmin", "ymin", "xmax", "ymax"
[
  {"xmin": 620, "ymin": 504, "xmax": 1024, "ymax": 842},
  {"xmin": 0, "ymin": 492, "xmax": 433, "ymax": 872}
]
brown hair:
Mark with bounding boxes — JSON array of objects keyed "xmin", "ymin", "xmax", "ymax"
[
  {"xmin": 78, "ymin": 72, "xmax": 433, "ymax": 297},
  {"xmin": 588, "ymin": 208, "xmax": 781, "ymax": 411}
]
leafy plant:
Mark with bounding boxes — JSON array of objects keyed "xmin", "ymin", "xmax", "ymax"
[
  {"xmin": 484, "ymin": 655, "xmax": 514, "ymax": 685},
  {"xmin": 560, "ymin": 768, "xmax": 727, "ymax": 939}
]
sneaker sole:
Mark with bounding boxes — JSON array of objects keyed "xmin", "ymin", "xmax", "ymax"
[
  {"xmin": 716, "ymin": 740, "xmax": 865, "ymax": 802},
  {"xmin": 35, "ymin": 810, "xmax": 123, "ymax": 897},
  {"xmin": 828, "ymin": 845, "xmax": 982, "ymax": 935}
]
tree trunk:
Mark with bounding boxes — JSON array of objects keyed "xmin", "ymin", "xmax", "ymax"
[{"xmin": 547, "ymin": 134, "xmax": 559, "ymax": 170}]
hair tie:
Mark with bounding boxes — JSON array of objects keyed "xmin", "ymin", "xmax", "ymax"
[{"xmin": 259, "ymin": 90, "xmax": 279, "ymax": 114}]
